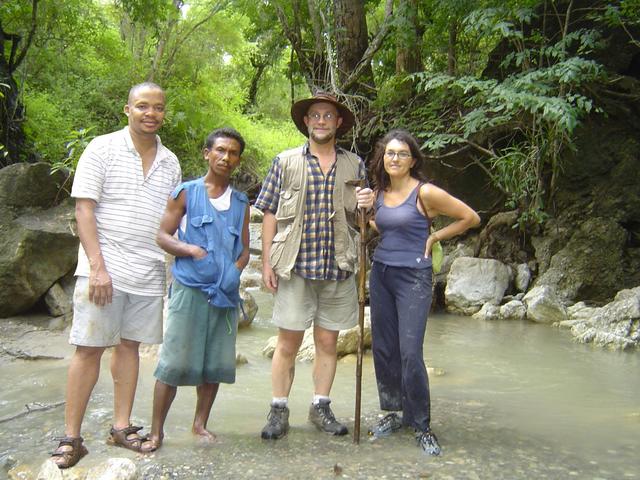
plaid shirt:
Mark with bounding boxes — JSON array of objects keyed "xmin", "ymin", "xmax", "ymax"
[{"xmin": 254, "ymin": 143, "xmax": 366, "ymax": 280}]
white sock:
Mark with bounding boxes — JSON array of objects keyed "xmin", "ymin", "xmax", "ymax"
[
  {"xmin": 272, "ymin": 397, "xmax": 288, "ymax": 407},
  {"xmin": 312, "ymin": 394, "xmax": 330, "ymax": 405}
]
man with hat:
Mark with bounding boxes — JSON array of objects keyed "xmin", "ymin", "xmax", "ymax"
[{"xmin": 254, "ymin": 91, "xmax": 374, "ymax": 439}]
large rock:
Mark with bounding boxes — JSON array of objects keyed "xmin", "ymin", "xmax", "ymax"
[
  {"xmin": 432, "ymin": 240, "xmax": 475, "ymax": 310},
  {"xmin": 8, "ymin": 464, "xmax": 34, "ymax": 480},
  {"xmin": 523, "ymin": 285, "xmax": 568, "ymax": 324},
  {"xmin": 248, "ymin": 223, "xmax": 262, "ymax": 255},
  {"xmin": 561, "ymin": 287, "xmax": 640, "ymax": 349},
  {"xmin": 44, "ymin": 273, "xmax": 76, "ymax": 317},
  {"xmin": 36, "ymin": 459, "xmax": 63, "ymax": 480},
  {"xmin": 500, "ymin": 300, "xmax": 527, "ymax": 321},
  {"xmin": 263, "ymin": 308, "xmax": 372, "ymax": 362},
  {"xmin": 0, "ymin": 199, "xmax": 78, "ymax": 317},
  {"xmin": 472, "ymin": 302, "xmax": 501, "ymax": 321},
  {"xmin": 445, "ymin": 257, "xmax": 511, "ymax": 314},
  {"xmin": 475, "ymin": 211, "xmax": 531, "ymax": 264},
  {"xmin": 238, "ymin": 289, "xmax": 257, "ymax": 328},
  {"xmin": 533, "ymin": 217, "xmax": 627, "ymax": 304},
  {"xmin": 514, "ymin": 263, "xmax": 532, "ymax": 293},
  {"xmin": 0, "ymin": 162, "xmax": 69, "ymax": 209},
  {"xmin": 85, "ymin": 458, "xmax": 137, "ymax": 480}
]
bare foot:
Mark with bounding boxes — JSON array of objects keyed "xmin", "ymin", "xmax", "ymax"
[
  {"xmin": 145, "ymin": 433, "xmax": 163, "ymax": 452},
  {"xmin": 193, "ymin": 426, "xmax": 217, "ymax": 444}
]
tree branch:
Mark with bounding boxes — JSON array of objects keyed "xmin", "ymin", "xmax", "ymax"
[
  {"xmin": 161, "ymin": 1, "xmax": 227, "ymax": 79},
  {"xmin": 465, "ymin": 138, "xmax": 497, "ymax": 158},
  {"xmin": 424, "ymin": 144, "xmax": 471, "ymax": 160},
  {"xmin": 274, "ymin": 1, "xmax": 314, "ymax": 88},
  {"xmin": 340, "ymin": 0, "xmax": 394, "ymax": 92},
  {"xmin": 0, "ymin": 401, "xmax": 65, "ymax": 425},
  {"xmin": 307, "ymin": 0, "xmax": 324, "ymax": 57},
  {"xmin": 10, "ymin": 0, "xmax": 39, "ymax": 71}
]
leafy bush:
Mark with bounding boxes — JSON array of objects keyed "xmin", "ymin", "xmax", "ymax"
[{"xmin": 411, "ymin": 6, "xmax": 606, "ymax": 228}]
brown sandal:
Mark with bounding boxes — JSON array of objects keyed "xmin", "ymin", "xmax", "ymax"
[
  {"xmin": 51, "ymin": 436, "xmax": 88, "ymax": 469},
  {"xmin": 106, "ymin": 425, "xmax": 157, "ymax": 453}
]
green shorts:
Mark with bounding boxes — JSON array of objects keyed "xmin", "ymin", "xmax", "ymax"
[{"xmin": 154, "ymin": 281, "xmax": 237, "ymax": 387}]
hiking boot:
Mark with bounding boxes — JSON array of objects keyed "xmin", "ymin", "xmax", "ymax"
[
  {"xmin": 367, "ymin": 412, "xmax": 403, "ymax": 438},
  {"xmin": 308, "ymin": 399, "xmax": 348, "ymax": 435},
  {"xmin": 261, "ymin": 404, "xmax": 290, "ymax": 440},
  {"xmin": 416, "ymin": 429, "xmax": 442, "ymax": 456}
]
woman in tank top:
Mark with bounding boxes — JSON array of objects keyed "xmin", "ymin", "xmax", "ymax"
[{"xmin": 366, "ymin": 129, "xmax": 480, "ymax": 455}]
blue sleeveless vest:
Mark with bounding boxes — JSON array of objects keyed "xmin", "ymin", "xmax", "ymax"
[{"xmin": 171, "ymin": 178, "xmax": 248, "ymax": 307}]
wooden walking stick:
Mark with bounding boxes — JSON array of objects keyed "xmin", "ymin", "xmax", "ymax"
[{"xmin": 352, "ymin": 182, "xmax": 368, "ymax": 444}]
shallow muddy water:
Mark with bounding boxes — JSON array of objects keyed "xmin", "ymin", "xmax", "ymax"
[{"xmin": 0, "ymin": 283, "xmax": 638, "ymax": 479}]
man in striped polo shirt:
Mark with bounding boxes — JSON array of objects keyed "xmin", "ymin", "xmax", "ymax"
[
  {"xmin": 255, "ymin": 91, "xmax": 374, "ymax": 440},
  {"xmin": 51, "ymin": 82, "xmax": 181, "ymax": 469}
]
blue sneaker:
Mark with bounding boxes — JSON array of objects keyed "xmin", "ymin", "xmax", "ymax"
[
  {"xmin": 367, "ymin": 413, "xmax": 403, "ymax": 438},
  {"xmin": 416, "ymin": 429, "xmax": 442, "ymax": 456}
]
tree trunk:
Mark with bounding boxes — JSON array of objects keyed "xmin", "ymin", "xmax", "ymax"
[
  {"xmin": 0, "ymin": 60, "xmax": 27, "ymax": 166},
  {"xmin": 333, "ymin": 0, "xmax": 374, "ymax": 93},
  {"xmin": 0, "ymin": 0, "xmax": 39, "ymax": 166},
  {"xmin": 447, "ymin": 19, "xmax": 457, "ymax": 76},
  {"xmin": 395, "ymin": 0, "xmax": 422, "ymax": 74},
  {"xmin": 243, "ymin": 61, "xmax": 267, "ymax": 113}
]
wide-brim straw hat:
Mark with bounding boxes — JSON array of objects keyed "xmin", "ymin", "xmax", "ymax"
[{"xmin": 290, "ymin": 91, "xmax": 355, "ymax": 138}]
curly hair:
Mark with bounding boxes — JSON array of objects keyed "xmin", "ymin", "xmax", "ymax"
[{"xmin": 370, "ymin": 129, "xmax": 428, "ymax": 191}]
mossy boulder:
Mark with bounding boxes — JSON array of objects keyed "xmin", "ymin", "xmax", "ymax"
[{"xmin": 0, "ymin": 163, "xmax": 77, "ymax": 317}]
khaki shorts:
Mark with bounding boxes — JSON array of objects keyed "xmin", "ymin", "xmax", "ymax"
[
  {"xmin": 273, "ymin": 272, "xmax": 357, "ymax": 331},
  {"xmin": 69, "ymin": 276, "xmax": 164, "ymax": 347}
]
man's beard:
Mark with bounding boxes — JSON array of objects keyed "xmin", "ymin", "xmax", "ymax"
[{"xmin": 309, "ymin": 129, "xmax": 335, "ymax": 144}]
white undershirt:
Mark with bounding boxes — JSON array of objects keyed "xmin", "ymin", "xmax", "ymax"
[{"xmin": 179, "ymin": 185, "xmax": 232, "ymax": 233}]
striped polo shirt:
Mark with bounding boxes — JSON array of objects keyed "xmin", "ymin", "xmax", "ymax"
[{"xmin": 71, "ymin": 127, "xmax": 181, "ymax": 296}]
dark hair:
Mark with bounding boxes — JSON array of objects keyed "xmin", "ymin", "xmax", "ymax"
[
  {"xmin": 204, "ymin": 127, "xmax": 246, "ymax": 155},
  {"xmin": 127, "ymin": 82, "xmax": 164, "ymax": 104},
  {"xmin": 370, "ymin": 129, "xmax": 427, "ymax": 191}
]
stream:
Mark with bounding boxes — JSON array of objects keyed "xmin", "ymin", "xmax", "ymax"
[{"xmin": 0, "ymin": 279, "xmax": 638, "ymax": 479}]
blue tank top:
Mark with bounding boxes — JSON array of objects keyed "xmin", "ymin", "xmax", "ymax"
[{"xmin": 372, "ymin": 184, "xmax": 432, "ymax": 269}]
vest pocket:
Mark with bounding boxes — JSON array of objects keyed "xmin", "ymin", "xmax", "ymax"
[
  {"xmin": 224, "ymin": 225, "xmax": 240, "ymax": 256},
  {"xmin": 189, "ymin": 214, "xmax": 213, "ymax": 248},
  {"xmin": 336, "ymin": 223, "xmax": 359, "ymax": 271},
  {"xmin": 276, "ymin": 188, "xmax": 300, "ymax": 220},
  {"xmin": 270, "ymin": 224, "xmax": 292, "ymax": 269}
]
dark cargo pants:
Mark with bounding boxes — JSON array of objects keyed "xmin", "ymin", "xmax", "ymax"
[{"xmin": 369, "ymin": 261, "xmax": 433, "ymax": 431}]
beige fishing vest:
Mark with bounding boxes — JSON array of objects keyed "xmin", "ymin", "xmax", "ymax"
[{"xmin": 270, "ymin": 145, "xmax": 361, "ymax": 279}]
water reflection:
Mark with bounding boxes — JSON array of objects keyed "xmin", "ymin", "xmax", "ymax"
[{"xmin": 0, "ymin": 291, "xmax": 638, "ymax": 479}]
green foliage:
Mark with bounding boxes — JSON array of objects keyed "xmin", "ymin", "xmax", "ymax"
[
  {"xmin": 599, "ymin": 0, "xmax": 640, "ymax": 47},
  {"xmin": 51, "ymin": 127, "xmax": 97, "ymax": 174},
  {"xmin": 412, "ymin": 4, "xmax": 607, "ymax": 227},
  {"xmin": 6, "ymin": 0, "xmax": 633, "ymax": 223},
  {"xmin": 5, "ymin": 0, "xmax": 297, "ymax": 183},
  {"xmin": 163, "ymin": 82, "xmax": 301, "ymax": 178},
  {"xmin": 23, "ymin": 91, "xmax": 76, "ymax": 162}
]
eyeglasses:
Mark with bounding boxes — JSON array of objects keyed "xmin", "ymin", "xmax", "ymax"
[
  {"xmin": 307, "ymin": 112, "xmax": 336, "ymax": 122},
  {"xmin": 384, "ymin": 150, "xmax": 412, "ymax": 160}
]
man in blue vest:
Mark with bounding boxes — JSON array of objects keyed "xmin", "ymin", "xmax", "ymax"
[
  {"xmin": 255, "ymin": 92, "xmax": 373, "ymax": 439},
  {"xmin": 148, "ymin": 127, "xmax": 250, "ymax": 449}
]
